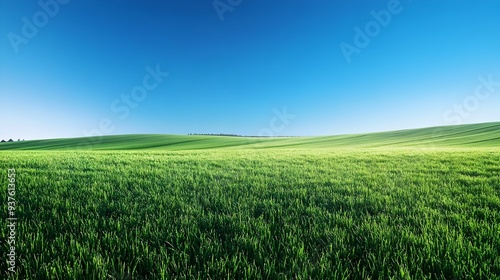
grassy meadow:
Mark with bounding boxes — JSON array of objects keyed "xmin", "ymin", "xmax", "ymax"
[{"xmin": 1, "ymin": 123, "xmax": 500, "ymax": 279}]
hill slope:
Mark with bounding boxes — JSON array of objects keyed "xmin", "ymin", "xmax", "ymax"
[{"xmin": 1, "ymin": 122, "xmax": 499, "ymax": 151}]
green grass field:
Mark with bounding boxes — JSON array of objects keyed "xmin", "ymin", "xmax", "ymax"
[{"xmin": 1, "ymin": 123, "xmax": 499, "ymax": 279}]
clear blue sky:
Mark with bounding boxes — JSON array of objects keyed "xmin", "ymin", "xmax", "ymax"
[{"xmin": 1, "ymin": 0, "xmax": 499, "ymax": 140}]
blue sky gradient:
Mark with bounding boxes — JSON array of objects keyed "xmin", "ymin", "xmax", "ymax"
[{"xmin": 1, "ymin": 0, "xmax": 499, "ymax": 140}]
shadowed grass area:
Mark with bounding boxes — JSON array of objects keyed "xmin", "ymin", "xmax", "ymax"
[{"xmin": 1, "ymin": 122, "xmax": 499, "ymax": 150}]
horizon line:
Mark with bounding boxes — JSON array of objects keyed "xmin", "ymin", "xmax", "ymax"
[{"xmin": 2, "ymin": 121, "xmax": 499, "ymax": 142}]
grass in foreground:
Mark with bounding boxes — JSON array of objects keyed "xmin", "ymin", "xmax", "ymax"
[{"xmin": 1, "ymin": 148, "xmax": 499, "ymax": 279}]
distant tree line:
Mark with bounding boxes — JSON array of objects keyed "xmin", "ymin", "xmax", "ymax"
[
  {"xmin": 188, "ymin": 133, "xmax": 243, "ymax": 137},
  {"xmin": 187, "ymin": 133, "xmax": 299, "ymax": 138},
  {"xmin": 0, "ymin": 139, "xmax": 24, "ymax": 143}
]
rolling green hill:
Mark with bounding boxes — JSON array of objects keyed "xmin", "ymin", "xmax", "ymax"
[{"xmin": 1, "ymin": 122, "xmax": 499, "ymax": 151}]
